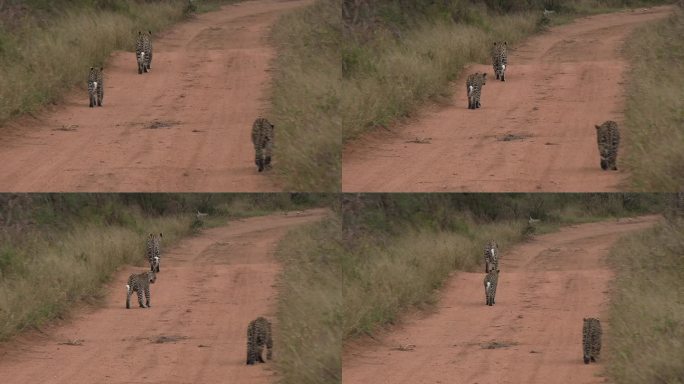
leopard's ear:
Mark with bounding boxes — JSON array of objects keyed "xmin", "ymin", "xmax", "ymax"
[
  {"xmin": 583, "ymin": 318, "xmax": 587, "ymax": 321},
  {"xmin": 148, "ymin": 30, "xmax": 152, "ymax": 35},
  {"xmin": 482, "ymin": 73, "xmax": 487, "ymax": 79},
  {"xmin": 493, "ymin": 42, "xmax": 497, "ymax": 45},
  {"xmin": 159, "ymin": 233, "xmax": 163, "ymax": 238},
  {"xmin": 504, "ymin": 41, "xmax": 508, "ymax": 45},
  {"xmin": 595, "ymin": 125, "xmax": 601, "ymax": 130},
  {"xmin": 138, "ymin": 31, "xmax": 142, "ymax": 35},
  {"xmin": 100, "ymin": 67, "xmax": 103, "ymax": 71},
  {"xmin": 90, "ymin": 66, "xmax": 94, "ymax": 70}
]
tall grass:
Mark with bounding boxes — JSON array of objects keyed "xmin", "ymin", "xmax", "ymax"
[
  {"xmin": 342, "ymin": 220, "xmax": 529, "ymax": 338},
  {"xmin": 0, "ymin": 193, "xmax": 331, "ymax": 341},
  {"xmin": 0, "ymin": 1, "xmax": 196, "ymax": 125},
  {"xmin": 340, "ymin": 193, "xmax": 667, "ymax": 340},
  {"xmin": 341, "ymin": 0, "xmax": 673, "ymax": 140},
  {"xmin": 342, "ymin": 12, "xmax": 539, "ymax": 139},
  {"xmin": 269, "ymin": 0, "xmax": 341, "ymax": 192},
  {"xmin": 606, "ymin": 218, "xmax": 684, "ymax": 384},
  {"xmin": 0, "ymin": 212, "xmax": 192, "ymax": 340},
  {"xmin": 623, "ymin": 8, "xmax": 684, "ymax": 191},
  {"xmin": 274, "ymin": 214, "xmax": 342, "ymax": 384}
]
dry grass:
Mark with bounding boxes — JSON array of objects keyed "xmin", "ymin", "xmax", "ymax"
[
  {"xmin": 623, "ymin": 9, "xmax": 684, "ymax": 191},
  {"xmin": 269, "ymin": 0, "xmax": 341, "ymax": 191},
  {"xmin": 274, "ymin": 215, "xmax": 342, "ymax": 384},
  {"xmin": 342, "ymin": 219, "xmax": 530, "ymax": 338},
  {"xmin": 0, "ymin": 1, "xmax": 194, "ymax": 125},
  {"xmin": 342, "ymin": 12, "xmax": 538, "ymax": 140},
  {"xmin": 0, "ymin": 213, "xmax": 192, "ymax": 340},
  {"xmin": 606, "ymin": 218, "xmax": 684, "ymax": 384}
]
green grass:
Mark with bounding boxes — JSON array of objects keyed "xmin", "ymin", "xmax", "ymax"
[
  {"xmin": 623, "ymin": 8, "xmax": 684, "ymax": 191},
  {"xmin": 341, "ymin": 0, "xmax": 673, "ymax": 141},
  {"xmin": 269, "ymin": 0, "xmax": 341, "ymax": 191},
  {"xmin": 606, "ymin": 217, "xmax": 684, "ymax": 384},
  {"xmin": 274, "ymin": 214, "xmax": 342, "ymax": 384}
]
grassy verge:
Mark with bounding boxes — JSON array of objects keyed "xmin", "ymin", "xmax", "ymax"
[
  {"xmin": 623, "ymin": 8, "xmax": 684, "ymax": 191},
  {"xmin": 269, "ymin": 0, "xmax": 341, "ymax": 191},
  {"xmin": 0, "ymin": 1, "xmax": 196, "ymax": 125},
  {"xmin": 0, "ymin": 193, "xmax": 330, "ymax": 341},
  {"xmin": 341, "ymin": 193, "xmax": 666, "ymax": 339},
  {"xmin": 274, "ymin": 214, "xmax": 342, "ymax": 384},
  {"xmin": 341, "ymin": 0, "xmax": 672, "ymax": 141},
  {"xmin": 606, "ymin": 217, "xmax": 684, "ymax": 383}
]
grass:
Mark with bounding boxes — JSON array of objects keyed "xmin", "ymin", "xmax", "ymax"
[
  {"xmin": 0, "ymin": 1, "xmax": 199, "ymax": 125},
  {"xmin": 606, "ymin": 216, "xmax": 684, "ymax": 384},
  {"xmin": 340, "ymin": 193, "xmax": 667, "ymax": 340},
  {"xmin": 341, "ymin": 0, "xmax": 673, "ymax": 141},
  {"xmin": 0, "ymin": 193, "xmax": 330, "ymax": 341},
  {"xmin": 623, "ymin": 7, "xmax": 684, "ymax": 191},
  {"xmin": 0, "ymin": 212, "xmax": 192, "ymax": 341},
  {"xmin": 342, "ymin": 219, "xmax": 546, "ymax": 338},
  {"xmin": 269, "ymin": 0, "xmax": 341, "ymax": 191},
  {"xmin": 274, "ymin": 214, "xmax": 342, "ymax": 384}
]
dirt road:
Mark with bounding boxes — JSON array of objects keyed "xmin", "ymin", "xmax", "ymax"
[
  {"xmin": 343, "ymin": 7, "xmax": 673, "ymax": 192},
  {"xmin": 343, "ymin": 215, "xmax": 660, "ymax": 384},
  {"xmin": 0, "ymin": 0, "xmax": 312, "ymax": 192},
  {"xmin": 0, "ymin": 209, "xmax": 326, "ymax": 383}
]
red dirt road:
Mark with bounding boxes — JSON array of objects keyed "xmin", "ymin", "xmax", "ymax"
[
  {"xmin": 343, "ymin": 7, "xmax": 673, "ymax": 192},
  {"xmin": 343, "ymin": 216, "xmax": 660, "ymax": 384},
  {"xmin": 0, "ymin": 209, "xmax": 326, "ymax": 384},
  {"xmin": 0, "ymin": 0, "xmax": 312, "ymax": 192}
]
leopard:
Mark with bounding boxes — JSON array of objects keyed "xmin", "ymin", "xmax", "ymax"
[
  {"xmin": 595, "ymin": 120, "xmax": 620, "ymax": 171},
  {"xmin": 582, "ymin": 317, "xmax": 602, "ymax": 364},
  {"xmin": 492, "ymin": 41, "xmax": 508, "ymax": 82},
  {"xmin": 483, "ymin": 240, "xmax": 499, "ymax": 273},
  {"xmin": 135, "ymin": 30, "xmax": 153, "ymax": 74},
  {"xmin": 125, "ymin": 270, "xmax": 156, "ymax": 309},
  {"xmin": 251, "ymin": 117, "xmax": 275, "ymax": 172},
  {"xmin": 246, "ymin": 316, "xmax": 273, "ymax": 365},
  {"xmin": 466, "ymin": 72, "xmax": 487, "ymax": 110},
  {"xmin": 483, "ymin": 269, "xmax": 499, "ymax": 306},
  {"xmin": 146, "ymin": 233, "xmax": 162, "ymax": 273},
  {"xmin": 87, "ymin": 67, "xmax": 104, "ymax": 108}
]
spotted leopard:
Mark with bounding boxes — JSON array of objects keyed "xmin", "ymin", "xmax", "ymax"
[
  {"xmin": 246, "ymin": 316, "xmax": 273, "ymax": 365},
  {"xmin": 492, "ymin": 41, "xmax": 508, "ymax": 82},
  {"xmin": 483, "ymin": 269, "xmax": 499, "ymax": 306},
  {"xmin": 87, "ymin": 67, "xmax": 104, "ymax": 108},
  {"xmin": 595, "ymin": 120, "xmax": 620, "ymax": 171},
  {"xmin": 135, "ymin": 31, "xmax": 153, "ymax": 74},
  {"xmin": 125, "ymin": 270, "xmax": 156, "ymax": 309},
  {"xmin": 582, "ymin": 317, "xmax": 602, "ymax": 364},
  {"xmin": 466, "ymin": 72, "xmax": 487, "ymax": 110},
  {"xmin": 146, "ymin": 233, "xmax": 162, "ymax": 273},
  {"xmin": 251, "ymin": 117, "xmax": 274, "ymax": 172}
]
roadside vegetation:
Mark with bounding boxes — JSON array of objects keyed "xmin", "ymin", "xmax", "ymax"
[
  {"xmin": 623, "ymin": 6, "xmax": 684, "ymax": 190},
  {"xmin": 269, "ymin": 0, "xmax": 341, "ymax": 191},
  {"xmin": 274, "ymin": 213, "xmax": 342, "ymax": 384},
  {"xmin": 341, "ymin": 0, "xmax": 672, "ymax": 140},
  {"xmin": 341, "ymin": 193, "xmax": 666, "ymax": 339},
  {"xmin": 0, "ymin": 0, "xmax": 209, "ymax": 126},
  {"xmin": 0, "ymin": 193, "xmax": 329, "ymax": 341},
  {"xmin": 606, "ymin": 208, "xmax": 683, "ymax": 383}
]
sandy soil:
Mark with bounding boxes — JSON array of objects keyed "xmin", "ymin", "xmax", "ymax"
[
  {"xmin": 0, "ymin": 0, "xmax": 312, "ymax": 192},
  {"xmin": 342, "ymin": 7, "xmax": 673, "ymax": 192},
  {"xmin": 0, "ymin": 209, "xmax": 327, "ymax": 384},
  {"xmin": 343, "ymin": 215, "xmax": 660, "ymax": 384}
]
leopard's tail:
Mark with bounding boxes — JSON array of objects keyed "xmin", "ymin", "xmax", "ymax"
[{"xmin": 126, "ymin": 284, "xmax": 131, "ymax": 295}]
